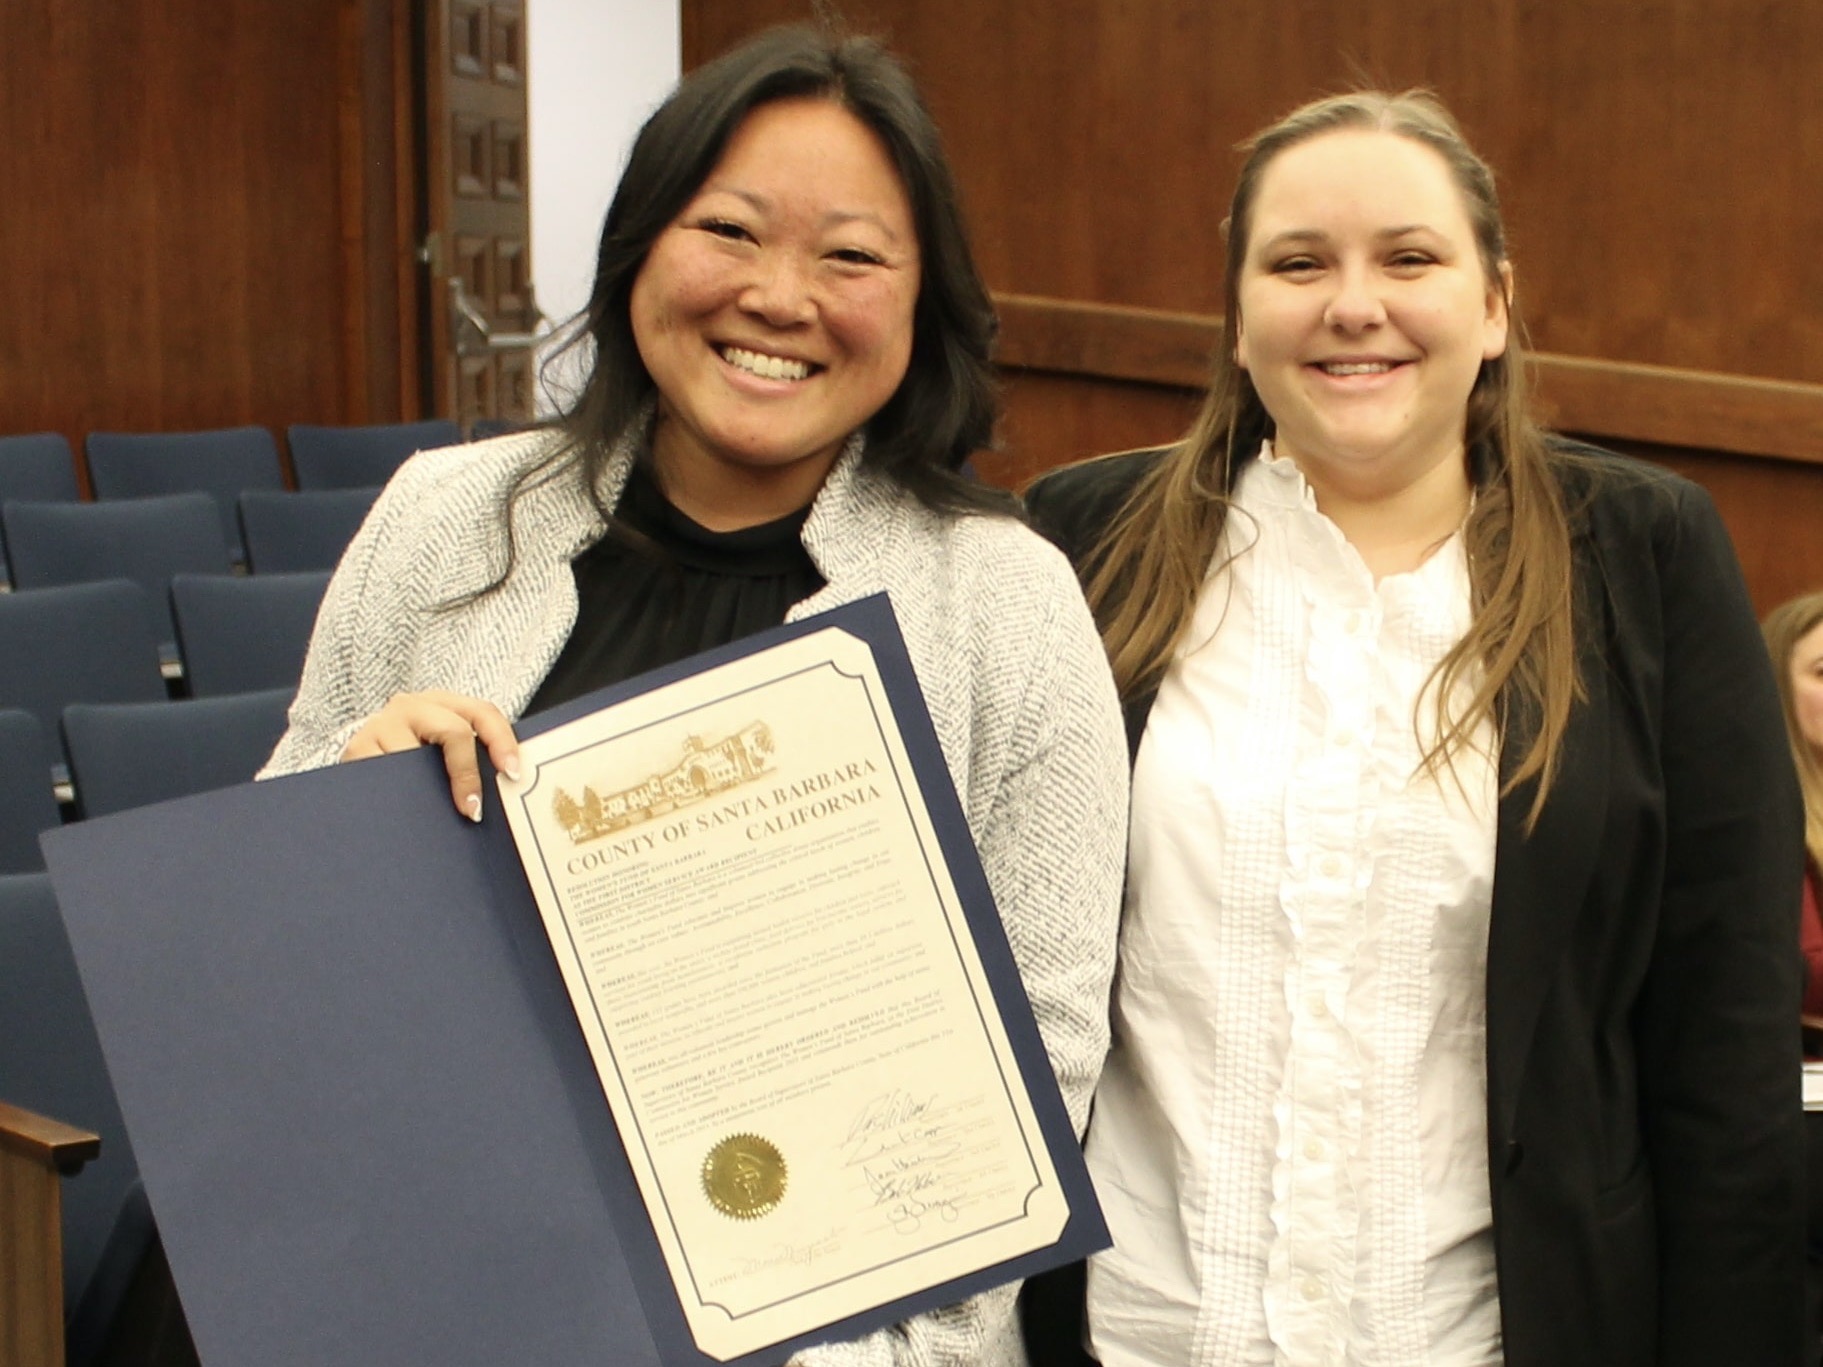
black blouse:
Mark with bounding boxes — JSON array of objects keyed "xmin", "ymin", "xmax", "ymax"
[{"xmin": 523, "ymin": 460, "xmax": 825, "ymax": 716}]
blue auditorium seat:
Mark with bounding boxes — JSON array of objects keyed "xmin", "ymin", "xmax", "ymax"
[
  {"xmin": 237, "ymin": 486, "xmax": 378, "ymax": 574},
  {"xmin": 3, "ymin": 494, "xmax": 233, "ymax": 668},
  {"xmin": 0, "ymin": 432, "xmax": 81, "ymax": 589},
  {"xmin": 85, "ymin": 427, "xmax": 284, "ymax": 566},
  {"xmin": 0, "ymin": 709, "xmax": 60, "ymax": 872},
  {"xmin": 0, "ymin": 871, "xmax": 152, "ymax": 1363},
  {"xmin": 286, "ymin": 419, "xmax": 462, "ymax": 491},
  {"xmin": 61, "ymin": 690, "xmax": 294, "ymax": 818},
  {"xmin": 0, "ymin": 581, "xmax": 166, "ymax": 795},
  {"xmin": 170, "ymin": 571, "xmax": 329, "ymax": 697}
]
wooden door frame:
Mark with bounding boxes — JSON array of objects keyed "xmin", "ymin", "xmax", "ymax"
[
  {"xmin": 331, "ymin": 0, "xmax": 431, "ymax": 427},
  {"xmin": 418, "ymin": 0, "xmax": 454, "ymax": 420}
]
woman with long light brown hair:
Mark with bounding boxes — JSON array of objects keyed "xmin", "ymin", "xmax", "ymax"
[
  {"xmin": 1764, "ymin": 591, "xmax": 1823, "ymax": 1360},
  {"xmin": 1765, "ymin": 592, "xmax": 1823, "ymax": 1017},
  {"xmin": 1026, "ymin": 90, "xmax": 1805, "ymax": 1367},
  {"xmin": 1764, "ymin": 597, "xmax": 1823, "ymax": 940}
]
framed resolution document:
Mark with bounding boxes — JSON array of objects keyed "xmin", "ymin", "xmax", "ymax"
[{"xmin": 499, "ymin": 594, "xmax": 1102, "ymax": 1361}]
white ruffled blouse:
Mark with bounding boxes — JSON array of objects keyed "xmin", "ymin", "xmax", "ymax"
[{"xmin": 1085, "ymin": 445, "xmax": 1502, "ymax": 1367}]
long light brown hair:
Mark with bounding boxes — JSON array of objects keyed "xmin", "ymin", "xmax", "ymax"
[
  {"xmin": 1082, "ymin": 90, "xmax": 1580, "ymax": 824},
  {"xmin": 1763, "ymin": 591, "xmax": 1823, "ymax": 869}
]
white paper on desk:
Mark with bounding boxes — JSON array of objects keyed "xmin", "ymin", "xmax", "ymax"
[
  {"xmin": 1803, "ymin": 1063, "xmax": 1823, "ymax": 1110},
  {"xmin": 499, "ymin": 625, "xmax": 1066, "ymax": 1361}
]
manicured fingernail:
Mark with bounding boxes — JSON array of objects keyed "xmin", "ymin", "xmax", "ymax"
[
  {"xmin": 464, "ymin": 794, "xmax": 482, "ymax": 823},
  {"xmin": 502, "ymin": 757, "xmax": 523, "ymax": 784}
]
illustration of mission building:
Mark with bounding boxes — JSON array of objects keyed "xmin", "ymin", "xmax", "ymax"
[{"xmin": 550, "ymin": 723, "xmax": 774, "ymax": 843}]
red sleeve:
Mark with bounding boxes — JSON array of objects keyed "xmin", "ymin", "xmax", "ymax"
[{"xmin": 1801, "ymin": 864, "xmax": 1823, "ymax": 1018}]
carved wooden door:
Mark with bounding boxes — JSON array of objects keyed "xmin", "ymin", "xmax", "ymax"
[{"xmin": 423, "ymin": 0, "xmax": 538, "ymax": 429}]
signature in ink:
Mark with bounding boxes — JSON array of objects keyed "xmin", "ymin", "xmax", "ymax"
[
  {"xmin": 865, "ymin": 1154, "xmax": 961, "ymax": 1234},
  {"xmin": 842, "ymin": 1089, "xmax": 960, "ymax": 1166},
  {"xmin": 731, "ymin": 1230, "xmax": 841, "ymax": 1277}
]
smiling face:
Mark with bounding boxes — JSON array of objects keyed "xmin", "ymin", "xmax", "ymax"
[
  {"xmin": 1792, "ymin": 619, "xmax": 1823, "ymax": 756},
  {"xmin": 1233, "ymin": 128, "xmax": 1510, "ymax": 503},
  {"xmin": 629, "ymin": 97, "xmax": 919, "ymax": 528}
]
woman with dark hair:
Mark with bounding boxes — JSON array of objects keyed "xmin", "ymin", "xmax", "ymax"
[
  {"xmin": 264, "ymin": 28, "xmax": 1127, "ymax": 1365},
  {"xmin": 1027, "ymin": 90, "xmax": 1805, "ymax": 1366}
]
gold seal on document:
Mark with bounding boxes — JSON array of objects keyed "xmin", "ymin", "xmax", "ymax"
[{"xmin": 702, "ymin": 1134, "xmax": 787, "ymax": 1220}]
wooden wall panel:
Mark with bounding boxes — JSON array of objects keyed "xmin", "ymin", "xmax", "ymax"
[
  {"xmin": 983, "ymin": 374, "xmax": 1199, "ymax": 495},
  {"xmin": 688, "ymin": 2, "xmax": 1823, "ymax": 384},
  {"xmin": 1586, "ymin": 438, "xmax": 1823, "ymax": 619},
  {"xmin": 2, "ymin": 0, "xmax": 414, "ymax": 450},
  {"xmin": 683, "ymin": 0, "xmax": 1823, "ymax": 609}
]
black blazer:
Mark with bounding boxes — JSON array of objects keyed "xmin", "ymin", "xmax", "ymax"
[{"xmin": 1022, "ymin": 442, "xmax": 1807, "ymax": 1367}]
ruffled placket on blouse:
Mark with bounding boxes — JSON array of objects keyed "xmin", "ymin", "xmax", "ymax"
[
  {"xmin": 1253, "ymin": 452, "xmax": 1493, "ymax": 1367},
  {"xmin": 1261, "ymin": 461, "xmax": 1382, "ymax": 1363}
]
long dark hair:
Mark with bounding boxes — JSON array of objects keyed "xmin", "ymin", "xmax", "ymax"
[{"xmin": 550, "ymin": 24, "xmax": 1002, "ymax": 517}]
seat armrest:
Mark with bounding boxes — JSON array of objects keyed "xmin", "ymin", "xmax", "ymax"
[
  {"xmin": 0, "ymin": 1099, "xmax": 100, "ymax": 1176},
  {"xmin": 1, "ymin": 1099, "xmax": 100, "ymax": 1367}
]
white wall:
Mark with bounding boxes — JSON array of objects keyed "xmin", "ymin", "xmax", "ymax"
[{"xmin": 528, "ymin": 0, "xmax": 681, "ymax": 413}]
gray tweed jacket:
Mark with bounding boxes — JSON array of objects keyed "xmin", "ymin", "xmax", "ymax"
[{"xmin": 263, "ymin": 429, "xmax": 1128, "ymax": 1367}]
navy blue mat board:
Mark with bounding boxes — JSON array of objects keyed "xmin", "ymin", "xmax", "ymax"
[{"xmin": 43, "ymin": 594, "xmax": 1106, "ymax": 1367}]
